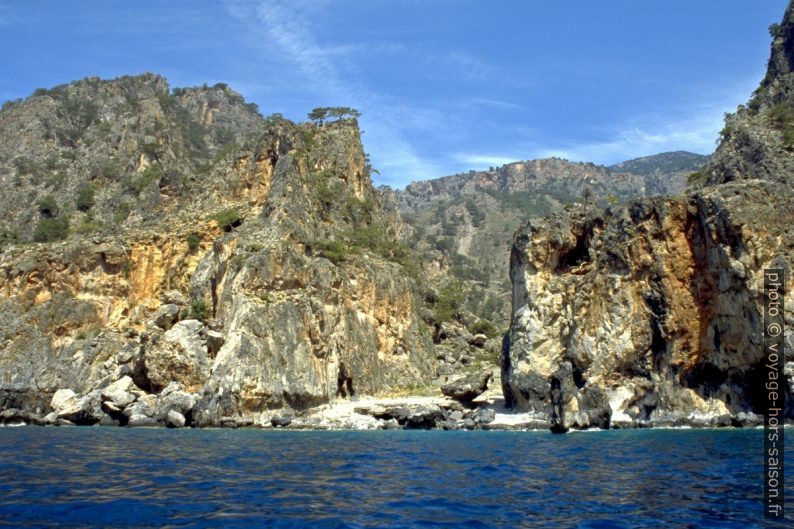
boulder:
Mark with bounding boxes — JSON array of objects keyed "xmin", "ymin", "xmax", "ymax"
[
  {"xmin": 441, "ymin": 371, "xmax": 492, "ymax": 404},
  {"xmin": 50, "ymin": 389, "xmax": 77, "ymax": 411},
  {"xmin": 156, "ymin": 382, "xmax": 197, "ymax": 423},
  {"xmin": 271, "ymin": 415, "xmax": 293, "ymax": 428},
  {"xmin": 440, "ymin": 419, "xmax": 460, "ymax": 430},
  {"xmin": 207, "ymin": 330, "xmax": 224, "ymax": 357},
  {"xmin": 469, "ymin": 334, "xmax": 488, "ymax": 348},
  {"xmin": 163, "ymin": 290, "xmax": 187, "ymax": 306},
  {"xmin": 165, "ymin": 410, "xmax": 186, "ymax": 428},
  {"xmin": 379, "ymin": 418, "xmax": 400, "ymax": 430},
  {"xmin": 153, "ymin": 304, "xmax": 180, "ymax": 329},
  {"xmin": 734, "ymin": 411, "xmax": 763, "ymax": 427},
  {"xmin": 145, "ymin": 320, "xmax": 210, "ymax": 392},
  {"xmin": 473, "ymin": 407, "xmax": 496, "ymax": 425},
  {"xmin": 359, "ymin": 403, "xmax": 444, "ymax": 429},
  {"xmin": 101, "ymin": 376, "xmax": 137, "ymax": 410},
  {"xmin": 124, "ymin": 395, "xmax": 159, "ymax": 427},
  {"xmin": 68, "ymin": 391, "xmax": 106, "ymax": 425},
  {"xmin": 0, "ymin": 408, "xmax": 44, "ymax": 425},
  {"xmin": 50, "ymin": 389, "xmax": 106, "ymax": 425}
]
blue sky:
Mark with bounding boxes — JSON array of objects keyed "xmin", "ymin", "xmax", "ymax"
[{"xmin": 0, "ymin": 1, "xmax": 787, "ymax": 187}]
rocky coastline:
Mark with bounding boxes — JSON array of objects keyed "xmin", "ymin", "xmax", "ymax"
[
  {"xmin": 3, "ymin": 3, "xmax": 794, "ymax": 434},
  {"xmin": 0, "ymin": 363, "xmax": 768, "ymax": 431}
]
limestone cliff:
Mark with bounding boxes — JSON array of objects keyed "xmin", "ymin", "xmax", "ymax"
[
  {"xmin": 503, "ymin": 3, "xmax": 794, "ymax": 430},
  {"xmin": 390, "ymin": 153, "xmax": 707, "ymax": 334},
  {"xmin": 0, "ymin": 75, "xmax": 434, "ymax": 427}
]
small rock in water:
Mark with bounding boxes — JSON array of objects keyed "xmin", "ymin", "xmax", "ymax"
[
  {"xmin": 271, "ymin": 415, "xmax": 292, "ymax": 428},
  {"xmin": 379, "ymin": 418, "xmax": 400, "ymax": 430},
  {"xmin": 165, "ymin": 410, "xmax": 186, "ymax": 428}
]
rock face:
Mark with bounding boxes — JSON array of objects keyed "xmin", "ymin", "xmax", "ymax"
[
  {"xmin": 389, "ymin": 152, "xmax": 708, "ymax": 328},
  {"xmin": 145, "ymin": 320, "xmax": 210, "ymax": 392},
  {"xmin": 504, "ymin": 3, "xmax": 794, "ymax": 430},
  {"xmin": 0, "ymin": 74, "xmax": 434, "ymax": 426}
]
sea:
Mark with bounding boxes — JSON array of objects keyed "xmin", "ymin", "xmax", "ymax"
[{"xmin": 0, "ymin": 427, "xmax": 790, "ymax": 528}]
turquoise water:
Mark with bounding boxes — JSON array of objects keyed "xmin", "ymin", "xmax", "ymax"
[{"xmin": 0, "ymin": 427, "xmax": 789, "ymax": 528}]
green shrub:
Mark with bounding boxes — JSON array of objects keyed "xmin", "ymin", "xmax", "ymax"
[
  {"xmin": 390, "ymin": 243, "xmax": 422, "ymax": 281},
  {"xmin": 310, "ymin": 239, "xmax": 348, "ymax": 264},
  {"xmin": 101, "ymin": 162, "xmax": 122, "ymax": 180},
  {"xmin": 187, "ymin": 232, "xmax": 201, "ymax": 252},
  {"xmin": 263, "ymin": 113, "xmax": 287, "ymax": 127},
  {"xmin": 37, "ymin": 195, "xmax": 59, "ymax": 218},
  {"xmin": 311, "ymin": 170, "xmax": 335, "ymax": 211},
  {"xmin": 433, "ymin": 279, "xmax": 466, "ymax": 323},
  {"xmin": 767, "ymin": 102, "xmax": 794, "ymax": 148},
  {"xmin": 346, "ymin": 224, "xmax": 389, "ymax": 254},
  {"xmin": 469, "ymin": 320, "xmax": 499, "ymax": 339},
  {"xmin": 125, "ymin": 165, "xmax": 162, "ymax": 195},
  {"xmin": 2, "ymin": 99, "xmax": 22, "ymax": 112},
  {"xmin": 686, "ymin": 171, "xmax": 707, "ymax": 186},
  {"xmin": 75, "ymin": 184, "xmax": 95, "ymax": 211},
  {"xmin": 344, "ymin": 195, "xmax": 373, "ymax": 222},
  {"xmin": 14, "ymin": 157, "xmax": 42, "ymax": 176},
  {"xmin": 213, "ymin": 208, "xmax": 241, "ymax": 231},
  {"xmin": 464, "ymin": 197, "xmax": 486, "ymax": 227},
  {"xmin": 0, "ymin": 229, "xmax": 19, "ymax": 248},
  {"xmin": 189, "ymin": 298, "xmax": 210, "ymax": 321},
  {"xmin": 33, "ymin": 217, "xmax": 69, "ymax": 242},
  {"xmin": 114, "ymin": 202, "xmax": 132, "ymax": 224},
  {"xmin": 783, "ymin": 128, "xmax": 794, "ymax": 148},
  {"xmin": 74, "ymin": 217, "xmax": 104, "ymax": 234}
]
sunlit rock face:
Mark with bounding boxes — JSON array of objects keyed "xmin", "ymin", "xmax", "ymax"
[
  {"xmin": 504, "ymin": 182, "xmax": 793, "ymax": 429},
  {"xmin": 0, "ymin": 75, "xmax": 434, "ymax": 426},
  {"xmin": 504, "ymin": 1, "xmax": 794, "ymax": 430}
]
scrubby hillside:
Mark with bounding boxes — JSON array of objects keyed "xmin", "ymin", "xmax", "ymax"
[{"xmin": 0, "ymin": 74, "xmax": 436, "ymax": 427}]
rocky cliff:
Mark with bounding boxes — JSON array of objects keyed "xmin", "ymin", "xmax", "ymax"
[
  {"xmin": 390, "ymin": 152, "xmax": 707, "ymax": 330},
  {"xmin": 503, "ymin": 3, "xmax": 794, "ymax": 430},
  {"xmin": 0, "ymin": 75, "xmax": 435, "ymax": 427}
]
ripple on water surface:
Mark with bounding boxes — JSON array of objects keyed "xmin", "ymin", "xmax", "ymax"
[{"xmin": 0, "ymin": 427, "xmax": 790, "ymax": 528}]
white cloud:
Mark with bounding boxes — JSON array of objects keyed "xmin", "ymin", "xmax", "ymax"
[
  {"xmin": 222, "ymin": 0, "xmax": 447, "ymax": 187},
  {"xmin": 453, "ymin": 154, "xmax": 522, "ymax": 169},
  {"xmin": 531, "ymin": 95, "xmax": 747, "ymax": 165},
  {"xmin": 449, "ymin": 81, "xmax": 757, "ymax": 170},
  {"xmin": 221, "ymin": 0, "xmax": 757, "ymax": 186}
]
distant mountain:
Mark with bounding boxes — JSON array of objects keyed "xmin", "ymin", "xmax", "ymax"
[
  {"xmin": 607, "ymin": 151, "xmax": 710, "ymax": 176},
  {"xmin": 389, "ymin": 153, "xmax": 704, "ymax": 326}
]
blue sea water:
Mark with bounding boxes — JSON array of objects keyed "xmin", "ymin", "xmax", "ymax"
[{"xmin": 0, "ymin": 427, "xmax": 790, "ymax": 528}]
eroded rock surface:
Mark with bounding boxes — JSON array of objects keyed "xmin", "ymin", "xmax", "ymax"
[
  {"xmin": 0, "ymin": 75, "xmax": 434, "ymax": 427},
  {"xmin": 503, "ymin": 3, "xmax": 794, "ymax": 431}
]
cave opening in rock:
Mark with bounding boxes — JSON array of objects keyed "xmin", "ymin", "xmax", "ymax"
[
  {"xmin": 336, "ymin": 361, "xmax": 355, "ymax": 398},
  {"xmin": 683, "ymin": 362, "xmax": 728, "ymax": 398},
  {"xmin": 644, "ymin": 290, "xmax": 668, "ymax": 372},
  {"xmin": 555, "ymin": 231, "xmax": 590, "ymax": 273}
]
